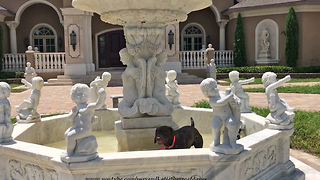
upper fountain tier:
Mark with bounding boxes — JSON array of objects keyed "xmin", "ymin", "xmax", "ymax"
[{"xmin": 72, "ymin": 0, "xmax": 212, "ymax": 25}]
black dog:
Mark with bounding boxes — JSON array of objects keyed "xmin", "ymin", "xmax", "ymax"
[{"xmin": 154, "ymin": 117, "xmax": 203, "ymax": 149}]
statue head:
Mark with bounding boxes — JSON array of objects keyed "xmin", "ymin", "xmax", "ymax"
[
  {"xmin": 70, "ymin": 83, "xmax": 90, "ymax": 104},
  {"xmin": 200, "ymin": 78, "xmax": 219, "ymax": 98},
  {"xmin": 262, "ymin": 72, "xmax": 277, "ymax": 87},
  {"xmin": 101, "ymin": 72, "xmax": 111, "ymax": 82},
  {"xmin": 119, "ymin": 48, "xmax": 132, "ymax": 65},
  {"xmin": 166, "ymin": 70, "xmax": 177, "ymax": 81},
  {"xmin": 0, "ymin": 82, "xmax": 11, "ymax": 99},
  {"xmin": 229, "ymin": 71, "xmax": 239, "ymax": 83},
  {"xmin": 31, "ymin": 77, "xmax": 44, "ymax": 90}
]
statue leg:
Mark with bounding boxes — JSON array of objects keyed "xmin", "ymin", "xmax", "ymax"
[
  {"xmin": 211, "ymin": 117, "xmax": 222, "ymax": 146},
  {"xmin": 65, "ymin": 127, "xmax": 90, "ymax": 156},
  {"xmin": 226, "ymin": 117, "xmax": 239, "ymax": 148}
]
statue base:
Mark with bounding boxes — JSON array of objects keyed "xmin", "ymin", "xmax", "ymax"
[
  {"xmin": 210, "ymin": 143, "xmax": 244, "ymax": 155},
  {"xmin": 16, "ymin": 109, "xmax": 41, "ymax": 123},
  {"xmin": 266, "ymin": 121, "xmax": 294, "ymax": 130},
  {"xmin": 0, "ymin": 124, "xmax": 13, "ymax": 143},
  {"xmin": 61, "ymin": 135, "xmax": 99, "ymax": 163},
  {"xmin": 115, "ymin": 116, "xmax": 179, "ymax": 151}
]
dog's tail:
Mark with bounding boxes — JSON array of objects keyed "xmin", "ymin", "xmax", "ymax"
[{"xmin": 190, "ymin": 117, "xmax": 194, "ymax": 127}]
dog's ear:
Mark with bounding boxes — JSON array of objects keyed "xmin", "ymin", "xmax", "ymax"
[{"xmin": 171, "ymin": 128, "xmax": 177, "ymax": 136}]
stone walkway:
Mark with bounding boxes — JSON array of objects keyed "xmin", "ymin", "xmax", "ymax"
[{"xmin": 7, "ymin": 81, "xmax": 320, "ymax": 174}]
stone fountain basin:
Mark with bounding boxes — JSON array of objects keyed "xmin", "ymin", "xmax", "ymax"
[
  {"xmin": 72, "ymin": 0, "xmax": 212, "ymax": 25},
  {"xmin": 1, "ymin": 107, "xmax": 301, "ymax": 179}
]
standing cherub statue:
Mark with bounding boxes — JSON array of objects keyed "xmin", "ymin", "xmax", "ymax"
[
  {"xmin": 0, "ymin": 82, "xmax": 14, "ymax": 143},
  {"xmin": 24, "ymin": 62, "xmax": 37, "ymax": 83},
  {"xmin": 15, "ymin": 77, "xmax": 44, "ymax": 123},
  {"xmin": 200, "ymin": 78, "xmax": 243, "ymax": 154},
  {"xmin": 262, "ymin": 72, "xmax": 295, "ymax": 127},
  {"xmin": 229, "ymin": 71, "xmax": 254, "ymax": 113},
  {"xmin": 165, "ymin": 70, "xmax": 181, "ymax": 108},
  {"xmin": 61, "ymin": 83, "xmax": 106, "ymax": 163},
  {"xmin": 89, "ymin": 72, "xmax": 111, "ymax": 109}
]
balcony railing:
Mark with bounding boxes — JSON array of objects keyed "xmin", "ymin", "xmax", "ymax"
[
  {"xmin": 1, "ymin": 54, "xmax": 27, "ymax": 72},
  {"xmin": 180, "ymin": 50, "xmax": 234, "ymax": 69},
  {"xmin": 34, "ymin": 53, "xmax": 66, "ymax": 73}
]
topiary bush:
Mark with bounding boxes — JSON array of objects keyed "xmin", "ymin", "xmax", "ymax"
[
  {"xmin": 285, "ymin": 7, "xmax": 299, "ymax": 67},
  {"xmin": 234, "ymin": 13, "xmax": 247, "ymax": 67}
]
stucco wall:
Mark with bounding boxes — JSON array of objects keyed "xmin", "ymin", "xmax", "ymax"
[
  {"xmin": 226, "ymin": 14, "xmax": 289, "ymax": 66},
  {"xmin": 0, "ymin": 22, "xmax": 10, "ymax": 53},
  {"xmin": 16, "ymin": 4, "xmax": 64, "ymax": 53},
  {"xmin": 299, "ymin": 12, "xmax": 320, "ymax": 67},
  {"xmin": 179, "ymin": 7, "xmax": 219, "ymax": 50},
  {"xmin": 225, "ymin": 10, "xmax": 320, "ymax": 67}
]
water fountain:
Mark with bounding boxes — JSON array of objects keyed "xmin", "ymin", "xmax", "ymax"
[{"xmin": 0, "ymin": 0, "xmax": 306, "ymax": 179}]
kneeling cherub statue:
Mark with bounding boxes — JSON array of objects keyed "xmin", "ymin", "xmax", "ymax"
[
  {"xmin": 262, "ymin": 72, "xmax": 295, "ymax": 128},
  {"xmin": 61, "ymin": 83, "xmax": 106, "ymax": 163},
  {"xmin": 200, "ymin": 78, "xmax": 243, "ymax": 154}
]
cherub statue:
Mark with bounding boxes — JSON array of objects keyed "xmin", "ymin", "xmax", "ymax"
[
  {"xmin": 61, "ymin": 83, "xmax": 106, "ymax": 163},
  {"xmin": 0, "ymin": 82, "xmax": 14, "ymax": 143},
  {"xmin": 15, "ymin": 77, "xmax": 44, "ymax": 123},
  {"xmin": 89, "ymin": 72, "xmax": 111, "ymax": 109},
  {"xmin": 206, "ymin": 59, "xmax": 217, "ymax": 79},
  {"xmin": 229, "ymin": 70, "xmax": 254, "ymax": 113},
  {"xmin": 165, "ymin": 70, "xmax": 181, "ymax": 108},
  {"xmin": 262, "ymin": 72, "xmax": 295, "ymax": 126},
  {"xmin": 200, "ymin": 78, "xmax": 243, "ymax": 154},
  {"xmin": 261, "ymin": 27, "xmax": 270, "ymax": 51},
  {"xmin": 24, "ymin": 62, "xmax": 37, "ymax": 83}
]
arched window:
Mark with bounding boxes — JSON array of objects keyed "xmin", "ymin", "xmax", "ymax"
[
  {"xmin": 181, "ymin": 24, "xmax": 206, "ymax": 51},
  {"xmin": 31, "ymin": 25, "xmax": 57, "ymax": 52}
]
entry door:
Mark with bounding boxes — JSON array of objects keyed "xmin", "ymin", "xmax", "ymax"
[{"xmin": 98, "ymin": 30, "xmax": 126, "ymax": 68}]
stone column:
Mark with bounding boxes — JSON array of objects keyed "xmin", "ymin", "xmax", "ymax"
[
  {"xmin": 61, "ymin": 8, "xmax": 94, "ymax": 76},
  {"xmin": 5, "ymin": 21, "xmax": 19, "ymax": 53},
  {"xmin": 25, "ymin": 46, "xmax": 35, "ymax": 67},
  {"xmin": 218, "ymin": 20, "xmax": 228, "ymax": 50}
]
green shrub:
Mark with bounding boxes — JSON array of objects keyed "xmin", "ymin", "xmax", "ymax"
[
  {"xmin": 15, "ymin": 71, "xmax": 24, "ymax": 78},
  {"xmin": 234, "ymin": 13, "xmax": 247, "ymax": 67},
  {"xmin": 191, "ymin": 99, "xmax": 211, "ymax": 109},
  {"xmin": 285, "ymin": 7, "xmax": 299, "ymax": 67},
  {"xmin": 0, "ymin": 72, "xmax": 16, "ymax": 79},
  {"xmin": 216, "ymin": 66, "xmax": 320, "ymax": 74}
]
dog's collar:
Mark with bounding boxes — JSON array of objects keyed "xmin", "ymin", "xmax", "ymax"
[{"xmin": 157, "ymin": 136, "xmax": 176, "ymax": 150}]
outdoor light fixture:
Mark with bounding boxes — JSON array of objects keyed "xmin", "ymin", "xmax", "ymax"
[
  {"xmin": 168, "ymin": 30, "xmax": 174, "ymax": 50},
  {"xmin": 58, "ymin": 37, "xmax": 62, "ymax": 48},
  {"xmin": 24, "ymin": 37, "xmax": 29, "ymax": 49},
  {"xmin": 70, "ymin": 31, "xmax": 77, "ymax": 51}
]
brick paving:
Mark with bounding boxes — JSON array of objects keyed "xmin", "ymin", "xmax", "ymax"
[{"xmin": 7, "ymin": 81, "xmax": 320, "ymax": 172}]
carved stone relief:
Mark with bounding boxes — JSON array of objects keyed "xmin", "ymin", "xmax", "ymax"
[
  {"xmin": 242, "ymin": 145, "xmax": 277, "ymax": 179},
  {"xmin": 115, "ymin": 169, "xmax": 203, "ymax": 178},
  {"xmin": 8, "ymin": 159, "xmax": 58, "ymax": 180}
]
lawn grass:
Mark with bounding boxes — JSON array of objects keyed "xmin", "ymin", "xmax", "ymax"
[
  {"xmin": 192, "ymin": 100, "xmax": 320, "ymax": 158},
  {"xmin": 244, "ymin": 84, "xmax": 320, "ymax": 94},
  {"xmin": 219, "ymin": 77, "xmax": 320, "ymax": 86},
  {"xmin": 9, "ymin": 83, "xmax": 28, "ymax": 93}
]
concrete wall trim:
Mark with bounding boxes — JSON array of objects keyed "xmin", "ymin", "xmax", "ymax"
[{"xmin": 15, "ymin": 0, "xmax": 64, "ymax": 25}]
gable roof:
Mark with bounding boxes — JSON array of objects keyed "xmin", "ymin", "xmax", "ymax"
[{"xmin": 223, "ymin": 0, "xmax": 320, "ymax": 14}]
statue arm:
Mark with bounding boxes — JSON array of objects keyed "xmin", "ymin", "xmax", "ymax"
[
  {"xmin": 239, "ymin": 77, "xmax": 255, "ymax": 85},
  {"xmin": 87, "ymin": 88, "xmax": 107, "ymax": 110},
  {"xmin": 210, "ymin": 93, "xmax": 233, "ymax": 106},
  {"xmin": 67, "ymin": 106, "xmax": 78, "ymax": 121},
  {"xmin": 21, "ymin": 79, "xmax": 32, "ymax": 89},
  {"xmin": 266, "ymin": 75, "xmax": 291, "ymax": 92}
]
